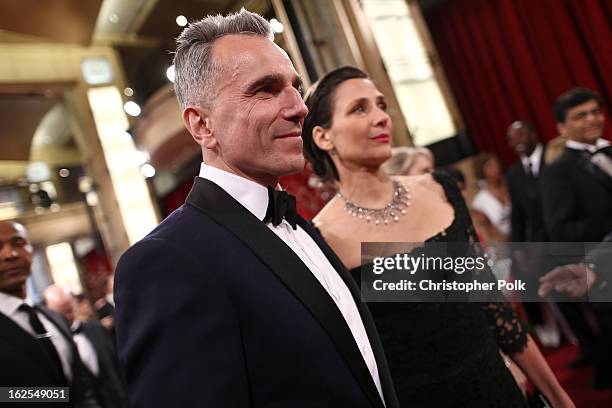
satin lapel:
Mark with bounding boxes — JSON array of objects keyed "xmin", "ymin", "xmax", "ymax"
[
  {"xmin": 186, "ymin": 178, "xmax": 385, "ymax": 408},
  {"xmin": 0, "ymin": 312, "xmax": 66, "ymax": 385},
  {"xmin": 572, "ymin": 150, "xmax": 612, "ymax": 194},
  {"xmin": 298, "ymin": 219, "xmax": 400, "ymax": 408}
]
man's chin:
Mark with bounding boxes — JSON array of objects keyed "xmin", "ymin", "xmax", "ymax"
[{"xmin": 277, "ymin": 157, "xmax": 306, "ymax": 177}]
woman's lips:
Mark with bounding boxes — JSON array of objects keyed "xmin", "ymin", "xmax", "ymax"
[{"xmin": 371, "ymin": 134, "xmax": 390, "ymax": 143}]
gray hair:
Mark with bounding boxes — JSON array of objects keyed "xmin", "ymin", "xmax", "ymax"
[{"xmin": 173, "ymin": 8, "xmax": 274, "ymax": 109}]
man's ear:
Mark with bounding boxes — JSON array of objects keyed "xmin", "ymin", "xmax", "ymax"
[
  {"xmin": 556, "ymin": 122, "xmax": 566, "ymax": 137},
  {"xmin": 183, "ymin": 106, "xmax": 217, "ymax": 149},
  {"xmin": 312, "ymin": 126, "xmax": 334, "ymax": 152}
]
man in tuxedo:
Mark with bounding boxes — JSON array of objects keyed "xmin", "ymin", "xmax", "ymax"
[
  {"xmin": 44, "ymin": 285, "xmax": 128, "ymax": 408},
  {"xmin": 540, "ymin": 87, "xmax": 612, "ymax": 388},
  {"xmin": 114, "ymin": 9, "xmax": 398, "ymax": 408},
  {"xmin": 506, "ymin": 121, "xmax": 551, "ymax": 336},
  {"xmin": 0, "ymin": 220, "xmax": 101, "ymax": 407}
]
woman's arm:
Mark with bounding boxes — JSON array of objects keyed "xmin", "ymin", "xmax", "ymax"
[
  {"xmin": 509, "ymin": 335, "xmax": 574, "ymax": 408},
  {"xmin": 482, "ymin": 303, "xmax": 573, "ymax": 408},
  {"xmin": 471, "ymin": 209, "xmax": 509, "ymax": 242}
]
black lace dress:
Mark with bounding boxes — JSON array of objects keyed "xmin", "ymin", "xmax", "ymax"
[{"xmin": 349, "ymin": 172, "xmax": 528, "ymax": 408}]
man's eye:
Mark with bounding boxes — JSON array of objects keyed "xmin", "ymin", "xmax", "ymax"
[
  {"xmin": 11, "ymin": 238, "xmax": 26, "ymax": 247},
  {"xmin": 258, "ymin": 85, "xmax": 274, "ymax": 94}
]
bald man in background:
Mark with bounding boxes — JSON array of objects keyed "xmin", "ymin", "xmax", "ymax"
[{"xmin": 44, "ymin": 285, "xmax": 128, "ymax": 408}]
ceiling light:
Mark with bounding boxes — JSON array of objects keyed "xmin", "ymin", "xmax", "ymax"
[
  {"xmin": 58, "ymin": 168, "xmax": 70, "ymax": 178},
  {"xmin": 270, "ymin": 18, "xmax": 284, "ymax": 33},
  {"xmin": 166, "ymin": 65, "xmax": 176, "ymax": 83},
  {"xmin": 176, "ymin": 15, "xmax": 188, "ymax": 27},
  {"xmin": 124, "ymin": 87, "xmax": 134, "ymax": 97},
  {"xmin": 123, "ymin": 101, "xmax": 141, "ymax": 117},
  {"xmin": 109, "ymin": 14, "xmax": 119, "ymax": 24}
]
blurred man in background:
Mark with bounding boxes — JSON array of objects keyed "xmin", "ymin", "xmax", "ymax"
[
  {"xmin": 45, "ymin": 285, "xmax": 128, "ymax": 408},
  {"xmin": 0, "ymin": 220, "xmax": 101, "ymax": 407}
]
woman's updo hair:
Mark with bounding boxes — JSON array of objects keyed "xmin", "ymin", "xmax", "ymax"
[{"xmin": 303, "ymin": 66, "xmax": 368, "ymax": 182}]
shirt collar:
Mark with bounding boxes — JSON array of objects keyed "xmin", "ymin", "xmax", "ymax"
[
  {"xmin": 198, "ymin": 163, "xmax": 270, "ymax": 221},
  {"xmin": 566, "ymin": 138, "xmax": 611, "ymax": 153},
  {"xmin": 521, "ymin": 143, "xmax": 543, "ymax": 171},
  {"xmin": 0, "ymin": 291, "xmax": 28, "ymax": 317}
]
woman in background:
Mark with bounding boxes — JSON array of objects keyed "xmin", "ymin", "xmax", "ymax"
[
  {"xmin": 384, "ymin": 146, "xmax": 434, "ymax": 176},
  {"xmin": 303, "ymin": 66, "xmax": 573, "ymax": 408},
  {"xmin": 471, "ymin": 154, "xmax": 511, "ymax": 242}
]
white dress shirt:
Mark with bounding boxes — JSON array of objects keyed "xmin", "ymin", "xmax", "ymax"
[
  {"xmin": 199, "ymin": 163, "xmax": 385, "ymax": 403},
  {"xmin": 566, "ymin": 138, "xmax": 610, "ymax": 153},
  {"xmin": 72, "ymin": 322, "xmax": 100, "ymax": 376},
  {"xmin": 521, "ymin": 143, "xmax": 543, "ymax": 177},
  {"xmin": 0, "ymin": 291, "xmax": 73, "ymax": 380}
]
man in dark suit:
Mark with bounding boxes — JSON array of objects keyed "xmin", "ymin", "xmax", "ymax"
[
  {"xmin": 0, "ymin": 220, "xmax": 101, "ymax": 407},
  {"xmin": 114, "ymin": 9, "xmax": 399, "ymax": 408},
  {"xmin": 540, "ymin": 87, "xmax": 612, "ymax": 388},
  {"xmin": 506, "ymin": 121, "xmax": 552, "ymax": 335},
  {"xmin": 44, "ymin": 285, "xmax": 128, "ymax": 408}
]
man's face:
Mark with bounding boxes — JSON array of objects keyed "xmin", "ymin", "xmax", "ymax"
[
  {"xmin": 507, "ymin": 126, "xmax": 538, "ymax": 156},
  {"xmin": 0, "ymin": 222, "xmax": 33, "ymax": 298},
  {"xmin": 204, "ymin": 35, "xmax": 308, "ymax": 185},
  {"xmin": 557, "ymin": 99, "xmax": 605, "ymax": 144}
]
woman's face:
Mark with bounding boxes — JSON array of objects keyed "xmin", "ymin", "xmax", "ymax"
[
  {"xmin": 483, "ymin": 157, "xmax": 502, "ymax": 180},
  {"xmin": 406, "ymin": 154, "xmax": 434, "ymax": 176},
  {"xmin": 321, "ymin": 78, "xmax": 393, "ymax": 168}
]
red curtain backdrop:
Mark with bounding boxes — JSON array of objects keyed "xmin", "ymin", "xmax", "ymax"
[{"xmin": 425, "ymin": 0, "xmax": 612, "ymax": 166}]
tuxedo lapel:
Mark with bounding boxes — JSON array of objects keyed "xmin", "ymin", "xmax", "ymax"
[
  {"xmin": 298, "ymin": 219, "xmax": 399, "ymax": 408},
  {"xmin": 0, "ymin": 312, "xmax": 67, "ymax": 385},
  {"xmin": 570, "ymin": 149, "xmax": 612, "ymax": 194},
  {"xmin": 186, "ymin": 178, "xmax": 385, "ymax": 408}
]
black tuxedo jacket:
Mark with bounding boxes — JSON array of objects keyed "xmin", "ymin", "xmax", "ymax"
[
  {"xmin": 0, "ymin": 306, "xmax": 100, "ymax": 408},
  {"xmin": 540, "ymin": 147, "xmax": 612, "ymax": 243},
  {"xmin": 80, "ymin": 321, "xmax": 128, "ymax": 408},
  {"xmin": 506, "ymin": 146, "xmax": 548, "ymax": 243},
  {"xmin": 115, "ymin": 178, "xmax": 399, "ymax": 408}
]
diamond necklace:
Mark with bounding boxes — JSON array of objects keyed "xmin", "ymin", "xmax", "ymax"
[{"xmin": 337, "ymin": 180, "xmax": 411, "ymax": 226}]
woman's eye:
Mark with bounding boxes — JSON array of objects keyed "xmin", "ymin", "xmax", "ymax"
[
  {"xmin": 378, "ymin": 103, "xmax": 388, "ymax": 111},
  {"xmin": 352, "ymin": 105, "xmax": 366, "ymax": 113}
]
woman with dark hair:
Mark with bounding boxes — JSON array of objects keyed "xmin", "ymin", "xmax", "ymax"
[
  {"xmin": 472, "ymin": 154, "xmax": 512, "ymax": 243},
  {"xmin": 303, "ymin": 66, "xmax": 573, "ymax": 407}
]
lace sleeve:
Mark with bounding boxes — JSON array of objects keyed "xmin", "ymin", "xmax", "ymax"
[
  {"xmin": 481, "ymin": 302, "xmax": 527, "ymax": 354},
  {"xmin": 432, "ymin": 171, "xmax": 528, "ymax": 353}
]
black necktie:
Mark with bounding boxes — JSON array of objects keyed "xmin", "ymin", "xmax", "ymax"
[
  {"xmin": 19, "ymin": 304, "xmax": 66, "ymax": 380},
  {"xmin": 263, "ymin": 187, "xmax": 297, "ymax": 230},
  {"xmin": 72, "ymin": 322, "xmax": 83, "ymax": 334},
  {"xmin": 524, "ymin": 159, "xmax": 534, "ymax": 178}
]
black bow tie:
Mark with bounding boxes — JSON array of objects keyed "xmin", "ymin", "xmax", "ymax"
[
  {"xmin": 594, "ymin": 146, "xmax": 612, "ymax": 156},
  {"xmin": 577, "ymin": 145, "xmax": 612, "ymax": 156},
  {"xmin": 263, "ymin": 187, "xmax": 297, "ymax": 230}
]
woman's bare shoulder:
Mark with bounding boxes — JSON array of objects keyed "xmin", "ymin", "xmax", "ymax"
[{"xmin": 312, "ymin": 197, "xmax": 344, "ymax": 233}]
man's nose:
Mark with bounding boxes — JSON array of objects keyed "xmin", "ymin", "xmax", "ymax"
[
  {"xmin": 282, "ymin": 88, "xmax": 309, "ymax": 122},
  {"xmin": 0, "ymin": 245, "xmax": 18, "ymax": 261}
]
